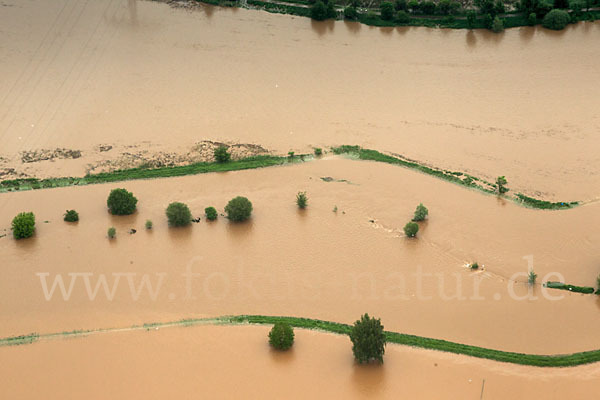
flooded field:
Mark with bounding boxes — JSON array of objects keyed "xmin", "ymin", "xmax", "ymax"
[
  {"xmin": 1, "ymin": 158, "xmax": 599, "ymax": 354},
  {"xmin": 1, "ymin": 0, "xmax": 599, "ymax": 398},
  {"xmin": 1, "ymin": 0, "xmax": 600, "ymax": 200},
  {"xmin": 1, "ymin": 324, "xmax": 599, "ymax": 399}
]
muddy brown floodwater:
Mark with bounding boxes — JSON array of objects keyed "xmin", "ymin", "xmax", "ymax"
[
  {"xmin": 1, "ymin": 158, "xmax": 599, "ymax": 355},
  {"xmin": 1, "ymin": 0, "xmax": 600, "ymax": 200},
  {"xmin": 2, "ymin": 324, "xmax": 600, "ymax": 399},
  {"xmin": 2, "ymin": 1, "xmax": 600, "ymax": 398}
]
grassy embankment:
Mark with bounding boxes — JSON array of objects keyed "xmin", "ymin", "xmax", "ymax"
[
  {"xmin": 0, "ymin": 146, "xmax": 580, "ymax": 210},
  {"xmin": 197, "ymin": 0, "xmax": 600, "ymax": 30},
  {"xmin": 331, "ymin": 145, "xmax": 579, "ymax": 210},
  {"xmin": 3, "ymin": 315, "xmax": 600, "ymax": 367},
  {"xmin": 0, "ymin": 155, "xmax": 301, "ymax": 193}
]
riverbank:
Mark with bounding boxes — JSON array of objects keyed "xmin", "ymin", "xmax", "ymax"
[{"xmin": 179, "ymin": 0, "xmax": 600, "ymax": 30}]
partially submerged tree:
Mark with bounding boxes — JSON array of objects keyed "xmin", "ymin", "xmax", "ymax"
[
  {"xmin": 403, "ymin": 221, "xmax": 419, "ymax": 237},
  {"xmin": 205, "ymin": 207, "xmax": 218, "ymax": 221},
  {"xmin": 166, "ymin": 202, "xmax": 192, "ymax": 227},
  {"xmin": 107, "ymin": 188, "xmax": 138, "ymax": 215},
  {"xmin": 12, "ymin": 212, "xmax": 35, "ymax": 239},
  {"xmin": 225, "ymin": 196, "xmax": 253, "ymax": 222},
  {"xmin": 528, "ymin": 269, "xmax": 537, "ymax": 285},
  {"xmin": 412, "ymin": 203, "xmax": 429, "ymax": 222},
  {"xmin": 64, "ymin": 210, "xmax": 79, "ymax": 222},
  {"xmin": 496, "ymin": 176, "xmax": 509, "ymax": 194},
  {"xmin": 542, "ymin": 9, "xmax": 570, "ymax": 30},
  {"xmin": 491, "ymin": 16, "xmax": 504, "ymax": 32},
  {"xmin": 269, "ymin": 322, "xmax": 295, "ymax": 350},
  {"xmin": 296, "ymin": 192, "xmax": 308, "ymax": 209},
  {"xmin": 349, "ymin": 314, "xmax": 386, "ymax": 364}
]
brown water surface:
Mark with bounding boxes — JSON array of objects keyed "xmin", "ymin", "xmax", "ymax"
[
  {"xmin": 1, "ymin": 1, "xmax": 599, "ymax": 199},
  {"xmin": 1, "ymin": 158, "xmax": 599, "ymax": 354},
  {"xmin": 1, "ymin": 324, "xmax": 599, "ymax": 399}
]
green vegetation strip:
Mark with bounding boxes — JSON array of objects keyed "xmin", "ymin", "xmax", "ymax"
[
  {"xmin": 196, "ymin": 0, "xmax": 600, "ymax": 30},
  {"xmin": 545, "ymin": 281, "xmax": 596, "ymax": 295},
  {"xmin": 0, "ymin": 145, "xmax": 582, "ymax": 210},
  {"xmin": 226, "ymin": 315, "xmax": 600, "ymax": 367},
  {"xmin": 3, "ymin": 315, "xmax": 600, "ymax": 367},
  {"xmin": 0, "ymin": 155, "xmax": 303, "ymax": 193},
  {"xmin": 332, "ymin": 145, "xmax": 579, "ymax": 210}
]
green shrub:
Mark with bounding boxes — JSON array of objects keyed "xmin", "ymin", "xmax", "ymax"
[
  {"xmin": 554, "ymin": 0, "xmax": 569, "ymax": 7},
  {"xmin": 145, "ymin": 220, "xmax": 153, "ymax": 229},
  {"xmin": 268, "ymin": 322, "xmax": 295, "ymax": 350},
  {"xmin": 528, "ymin": 270, "xmax": 537, "ymax": 284},
  {"xmin": 12, "ymin": 212, "xmax": 35, "ymax": 239},
  {"xmin": 494, "ymin": 0, "xmax": 506, "ymax": 13},
  {"xmin": 466, "ymin": 10, "xmax": 477, "ymax": 28},
  {"xmin": 214, "ymin": 146, "xmax": 231, "ymax": 163},
  {"xmin": 365, "ymin": 10, "xmax": 378, "ymax": 20},
  {"xmin": 412, "ymin": 203, "xmax": 428, "ymax": 222},
  {"xmin": 107, "ymin": 188, "xmax": 138, "ymax": 215},
  {"xmin": 396, "ymin": 10, "xmax": 410, "ymax": 22},
  {"xmin": 314, "ymin": 147, "xmax": 323, "ymax": 156},
  {"xmin": 381, "ymin": 1, "xmax": 395, "ymax": 19},
  {"xmin": 326, "ymin": 1, "xmax": 337, "ymax": 18},
  {"xmin": 166, "ymin": 202, "xmax": 192, "ymax": 227},
  {"xmin": 528, "ymin": 12, "xmax": 537, "ymax": 25},
  {"xmin": 496, "ymin": 176, "xmax": 509, "ymax": 194},
  {"xmin": 311, "ymin": 1, "xmax": 329, "ymax": 20},
  {"xmin": 542, "ymin": 9, "xmax": 570, "ymax": 29},
  {"xmin": 64, "ymin": 210, "xmax": 79, "ymax": 222},
  {"xmin": 491, "ymin": 15, "xmax": 504, "ymax": 32},
  {"xmin": 344, "ymin": 6, "xmax": 358, "ymax": 19},
  {"xmin": 225, "ymin": 196, "xmax": 253, "ymax": 222},
  {"xmin": 475, "ymin": 0, "xmax": 495, "ymax": 14},
  {"xmin": 395, "ymin": 0, "xmax": 408, "ymax": 10},
  {"xmin": 107, "ymin": 227, "xmax": 116, "ymax": 239},
  {"xmin": 483, "ymin": 13, "xmax": 493, "ymax": 28},
  {"xmin": 408, "ymin": 0, "xmax": 419, "ymax": 12},
  {"xmin": 597, "ymin": 274, "xmax": 600, "ymax": 291},
  {"xmin": 470, "ymin": 262, "xmax": 479, "ymax": 270},
  {"xmin": 570, "ymin": 0, "xmax": 584, "ymax": 15},
  {"xmin": 296, "ymin": 191, "xmax": 308, "ymax": 209},
  {"xmin": 403, "ymin": 221, "xmax": 419, "ymax": 237},
  {"xmin": 349, "ymin": 314, "xmax": 386, "ymax": 364},
  {"xmin": 437, "ymin": 0, "xmax": 459, "ymax": 14},
  {"xmin": 205, "ymin": 206, "xmax": 218, "ymax": 221},
  {"xmin": 420, "ymin": 0, "xmax": 436, "ymax": 14},
  {"xmin": 536, "ymin": 0, "xmax": 554, "ymax": 17}
]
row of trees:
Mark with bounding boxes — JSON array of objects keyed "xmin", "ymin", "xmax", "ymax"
[
  {"xmin": 270, "ymin": 314, "xmax": 387, "ymax": 364},
  {"xmin": 311, "ymin": 0, "xmax": 595, "ymax": 31},
  {"xmin": 403, "ymin": 203, "xmax": 428, "ymax": 238},
  {"xmin": 10, "ymin": 187, "xmax": 315, "ymax": 239}
]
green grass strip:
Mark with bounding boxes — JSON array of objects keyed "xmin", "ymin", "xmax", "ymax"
[
  {"xmin": 0, "ymin": 155, "xmax": 304, "ymax": 193},
  {"xmin": 331, "ymin": 145, "xmax": 579, "ymax": 210},
  {"xmin": 0, "ymin": 145, "xmax": 583, "ymax": 211},
  {"xmin": 225, "ymin": 315, "xmax": 600, "ymax": 367},
  {"xmin": 0, "ymin": 333, "xmax": 39, "ymax": 347},
  {"xmin": 4, "ymin": 315, "xmax": 600, "ymax": 367},
  {"xmin": 545, "ymin": 281, "xmax": 596, "ymax": 295}
]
